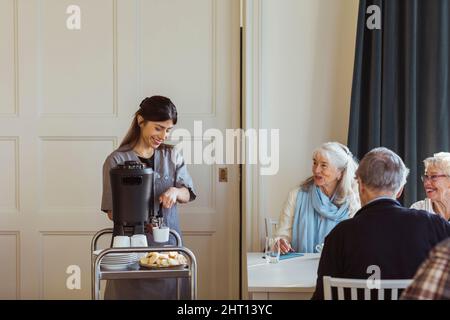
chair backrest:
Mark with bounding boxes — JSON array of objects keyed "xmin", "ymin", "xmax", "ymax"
[
  {"xmin": 323, "ymin": 276, "xmax": 413, "ymax": 300},
  {"xmin": 264, "ymin": 217, "xmax": 279, "ymax": 238}
]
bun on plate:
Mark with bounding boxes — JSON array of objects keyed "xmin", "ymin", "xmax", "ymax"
[{"xmin": 140, "ymin": 251, "xmax": 187, "ymax": 267}]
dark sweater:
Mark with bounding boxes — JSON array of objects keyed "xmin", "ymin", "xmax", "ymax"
[{"xmin": 311, "ymin": 198, "xmax": 450, "ymax": 300}]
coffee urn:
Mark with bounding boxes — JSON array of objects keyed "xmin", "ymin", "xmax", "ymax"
[{"xmin": 110, "ymin": 160, "xmax": 154, "ymax": 237}]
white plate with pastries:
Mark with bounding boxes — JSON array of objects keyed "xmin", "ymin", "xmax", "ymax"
[{"xmin": 139, "ymin": 251, "xmax": 188, "ymax": 269}]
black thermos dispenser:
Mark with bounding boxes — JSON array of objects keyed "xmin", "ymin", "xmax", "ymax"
[{"xmin": 110, "ymin": 161, "xmax": 153, "ymax": 237}]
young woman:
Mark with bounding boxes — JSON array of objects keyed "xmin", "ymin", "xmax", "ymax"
[{"xmin": 101, "ymin": 96, "xmax": 196, "ymax": 299}]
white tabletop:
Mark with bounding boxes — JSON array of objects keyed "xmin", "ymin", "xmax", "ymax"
[{"xmin": 247, "ymin": 252, "xmax": 321, "ymax": 293}]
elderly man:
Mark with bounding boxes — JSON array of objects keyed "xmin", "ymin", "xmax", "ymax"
[{"xmin": 311, "ymin": 147, "xmax": 450, "ymax": 300}]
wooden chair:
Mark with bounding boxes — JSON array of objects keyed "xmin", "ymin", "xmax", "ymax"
[{"xmin": 323, "ymin": 276, "xmax": 413, "ymax": 300}]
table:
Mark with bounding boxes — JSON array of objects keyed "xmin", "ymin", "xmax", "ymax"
[{"xmin": 247, "ymin": 252, "xmax": 320, "ymax": 300}]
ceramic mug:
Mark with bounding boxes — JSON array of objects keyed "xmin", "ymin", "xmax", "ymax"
[
  {"xmin": 153, "ymin": 226, "xmax": 170, "ymax": 243},
  {"xmin": 112, "ymin": 236, "xmax": 131, "ymax": 248}
]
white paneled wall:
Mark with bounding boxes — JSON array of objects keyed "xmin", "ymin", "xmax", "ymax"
[
  {"xmin": 0, "ymin": 139, "xmax": 18, "ymax": 213},
  {"xmin": 139, "ymin": 0, "xmax": 215, "ymax": 114},
  {"xmin": 39, "ymin": 0, "xmax": 115, "ymax": 116},
  {"xmin": 0, "ymin": 0, "xmax": 16, "ymax": 115},
  {"xmin": 260, "ymin": 0, "xmax": 358, "ymax": 226},
  {"xmin": 0, "ymin": 0, "xmax": 240, "ymax": 299},
  {"xmin": 37, "ymin": 138, "xmax": 116, "ymax": 214},
  {"xmin": 40, "ymin": 232, "xmax": 93, "ymax": 300},
  {"xmin": 0, "ymin": 232, "xmax": 19, "ymax": 299}
]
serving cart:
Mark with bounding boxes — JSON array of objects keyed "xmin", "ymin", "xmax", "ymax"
[{"xmin": 91, "ymin": 228, "xmax": 197, "ymax": 300}]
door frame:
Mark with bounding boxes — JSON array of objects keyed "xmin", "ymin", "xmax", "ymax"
[{"xmin": 241, "ymin": 0, "xmax": 265, "ymax": 299}]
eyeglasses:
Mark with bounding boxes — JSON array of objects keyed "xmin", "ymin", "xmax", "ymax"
[{"xmin": 421, "ymin": 174, "xmax": 450, "ymax": 182}]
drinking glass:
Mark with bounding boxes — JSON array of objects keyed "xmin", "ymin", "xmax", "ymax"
[{"xmin": 264, "ymin": 237, "xmax": 281, "ymax": 263}]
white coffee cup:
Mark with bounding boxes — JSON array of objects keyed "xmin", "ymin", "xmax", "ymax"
[
  {"xmin": 131, "ymin": 234, "xmax": 148, "ymax": 247},
  {"xmin": 153, "ymin": 226, "xmax": 170, "ymax": 243},
  {"xmin": 113, "ymin": 236, "xmax": 131, "ymax": 248},
  {"xmin": 131, "ymin": 234, "xmax": 148, "ymax": 258}
]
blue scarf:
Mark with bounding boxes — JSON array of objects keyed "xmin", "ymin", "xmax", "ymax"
[{"xmin": 292, "ymin": 185, "xmax": 349, "ymax": 253}]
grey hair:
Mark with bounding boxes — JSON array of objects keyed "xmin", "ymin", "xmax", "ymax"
[
  {"xmin": 301, "ymin": 142, "xmax": 360, "ymax": 215},
  {"xmin": 356, "ymin": 147, "xmax": 410, "ymax": 193},
  {"xmin": 423, "ymin": 152, "xmax": 450, "ymax": 175}
]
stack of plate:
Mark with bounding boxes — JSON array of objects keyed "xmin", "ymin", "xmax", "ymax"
[{"xmin": 93, "ymin": 249, "xmax": 139, "ymax": 271}]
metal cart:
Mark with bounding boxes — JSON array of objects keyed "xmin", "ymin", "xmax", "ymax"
[{"xmin": 91, "ymin": 228, "xmax": 197, "ymax": 300}]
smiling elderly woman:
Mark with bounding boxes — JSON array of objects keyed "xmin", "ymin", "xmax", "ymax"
[
  {"xmin": 411, "ymin": 152, "xmax": 450, "ymax": 221},
  {"xmin": 274, "ymin": 142, "xmax": 360, "ymax": 253}
]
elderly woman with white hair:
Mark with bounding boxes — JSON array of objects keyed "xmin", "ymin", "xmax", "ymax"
[
  {"xmin": 411, "ymin": 152, "xmax": 450, "ymax": 221},
  {"xmin": 275, "ymin": 142, "xmax": 360, "ymax": 253}
]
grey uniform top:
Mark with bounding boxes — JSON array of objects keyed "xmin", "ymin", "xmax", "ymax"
[{"xmin": 101, "ymin": 143, "xmax": 196, "ymax": 300}]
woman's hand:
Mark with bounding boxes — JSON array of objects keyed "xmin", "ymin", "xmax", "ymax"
[
  {"xmin": 106, "ymin": 211, "xmax": 113, "ymax": 221},
  {"xmin": 159, "ymin": 187, "xmax": 179, "ymax": 209},
  {"xmin": 279, "ymin": 238, "xmax": 294, "ymax": 254}
]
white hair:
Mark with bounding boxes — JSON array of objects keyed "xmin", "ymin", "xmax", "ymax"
[
  {"xmin": 424, "ymin": 152, "xmax": 450, "ymax": 175},
  {"xmin": 356, "ymin": 147, "xmax": 409, "ymax": 194},
  {"xmin": 301, "ymin": 142, "xmax": 360, "ymax": 216}
]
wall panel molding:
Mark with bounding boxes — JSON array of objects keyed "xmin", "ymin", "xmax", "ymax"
[
  {"xmin": 182, "ymin": 231, "xmax": 215, "ymax": 237},
  {"xmin": 137, "ymin": 0, "xmax": 217, "ymax": 117},
  {"xmin": 0, "ymin": 137, "xmax": 20, "ymax": 214},
  {"xmin": 38, "ymin": 231, "xmax": 95, "ymax": 299},
  {"xmin": 182, "ymin": 230, "xmax": 215, "ymax": 299},
  {"xmin": 37, "ymin": 0, "xmax": 118, "ymax": 118},
  {"xmin": 0, "ymin": 0, "xmax": 18, "ymax": 117},
  {"xmin": 36, "ymin": 136, "xmax": 117, "ymax": 214},
  {"xmin": 0, "ymin": 231, "xmax": 20, "ymax": 299}
]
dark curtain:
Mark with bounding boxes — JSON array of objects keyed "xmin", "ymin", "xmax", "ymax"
[{"xmin": 348, "ymin": 0, "xmax": 450, "ymax": 206}]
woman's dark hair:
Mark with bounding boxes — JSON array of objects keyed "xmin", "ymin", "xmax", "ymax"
[{"xmin": 119, "ymin": 96, "xmax": 178, "ymax": 149}]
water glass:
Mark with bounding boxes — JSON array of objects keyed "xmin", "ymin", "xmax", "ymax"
[{"xmin": 264, "ymin": 237, "xmax": 281, "ymax": 263}]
